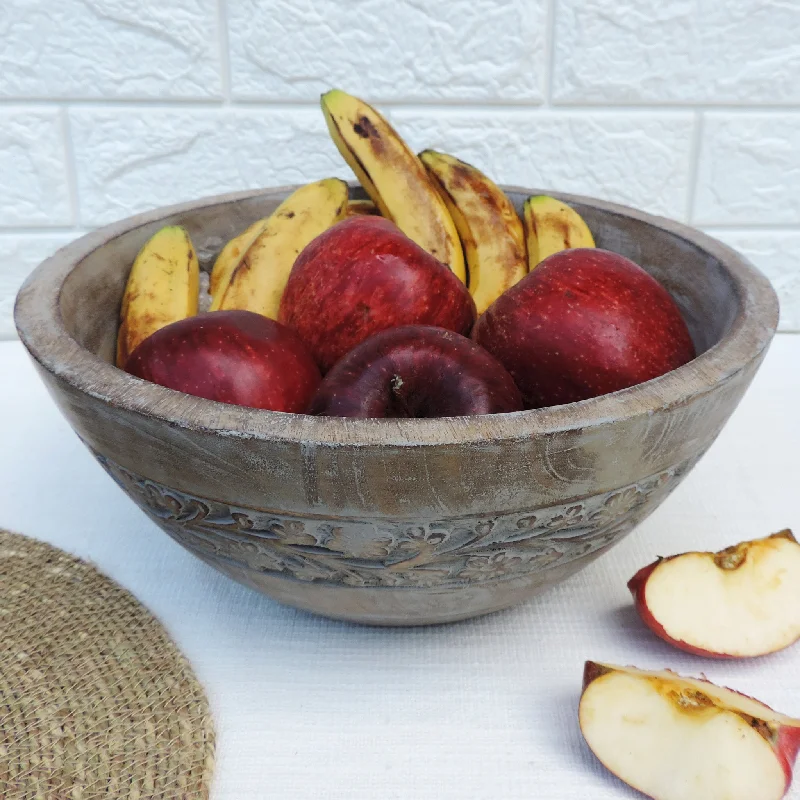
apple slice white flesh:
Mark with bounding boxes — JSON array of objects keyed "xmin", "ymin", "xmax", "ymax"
[
  {"xmin": 628, "ymin": 530, "xmax": 800, "ymax": 658},
  {"xmin": 580, "ymin": 662, "xmax": 800, "ymax": 800}
]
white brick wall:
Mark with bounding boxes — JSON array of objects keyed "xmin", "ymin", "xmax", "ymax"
[
  {"xmin": 1, "ymin": 0, "xmax": 798, "ymax": 336},
  {"xmin": 552, "ymin": 0, "xmax": 800, "ymax": 104},
  {"xmin": 70, "ymin": 108, "xmax": 348, "ymax": 225},
  {"xmin": 0, "ymin": 109, "xmax": 72, "ymax": 226},
  {"xmin": 227, "ymin": 0, "xmax": 547, "ymax": 102}
]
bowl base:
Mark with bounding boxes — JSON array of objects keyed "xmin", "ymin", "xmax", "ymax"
[{"xmin": 185, "ymin": 542, "xmax": 615, "ymax": 626}]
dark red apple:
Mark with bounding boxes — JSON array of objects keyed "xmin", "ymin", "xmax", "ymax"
[
  {"xmin": 310, "ymin": 325, "xmax": 523, "ymax": 418},
  {"xmin": 125, "ymin": 310, "xmax": 321, "ymax": 412},
  {"xmin": 279, "ymin": 216, "xmax": 476, "ymax": 372},
  {"xmin": 473, "ymin": 248, "xmax": 695, "ymax": 408}
]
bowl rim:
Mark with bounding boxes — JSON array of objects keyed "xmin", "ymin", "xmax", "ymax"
[{"xmin": 14, "ymin": 184, "xmax": 779, "ymax": 448}]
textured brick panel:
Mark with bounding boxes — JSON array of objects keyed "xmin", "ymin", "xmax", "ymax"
[
  {"xmin": 706, "ymin": 230, "xmax": 800, "ymax": 332},
  {"xmin": 389, "ymin": 110, "xmax": 694, "ymax": 219},
  {"xmin": 70, "ymin": 108, "xmax": 350, "ymax": 226},
  {"xmin": 694, "ymin": 114, "xmax": 800, "ymax": 225},
  {"xmin": 228, "ymin": 0, "xmax": 545, "ymax": 102},
  {"xmin": 553, "ymin": 0, "xmax": 800, "ymax": 104},
  {"xmin": 0, "ymin": 233, "xmax": 78, "ymax": 338},
  {"xmin": 70, "ymin": 107, "xmax": 695, "ymax": 226},
  {"xmin": 0, "ymin": 0, "xmax": 221, "ymax": 99},
  {"xmin": 0, "ymin": 109, "xmax": 72, "ymax": 226}
]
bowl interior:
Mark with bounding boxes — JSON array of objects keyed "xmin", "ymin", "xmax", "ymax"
[{"xmin": 59, "ymin": 187, "xmax": 739, "ymax": 366}]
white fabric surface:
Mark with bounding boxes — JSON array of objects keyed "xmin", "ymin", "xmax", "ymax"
[{"xmin": 1, "ymin": 337, "xmax": 799, "ymax": 799}]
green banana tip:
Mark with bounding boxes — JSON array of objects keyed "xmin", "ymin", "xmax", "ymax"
[
  {"xmin": 526, "ymin": 195, "xmax": 557, "ymax": 205},
  {"xmin": 320, "ymin": 88, "xmax": 347, "ymax": 103}
]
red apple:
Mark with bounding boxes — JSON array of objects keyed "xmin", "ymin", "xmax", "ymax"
[
  {"xmin": 472, "ymin": 248, "xmax": 696, "ymax": 408},
  {"xmin": 279, "ymin": 216, "xmax": 476, "ymax": 372},
  {"xmin": 310, "ymin": 325, "xmax": 523, "ymax": 418},
  {"xmin": 628, "ymin": 530, "xmax": 800, "ymax": 659},
  {"xmin": 125, "ymin": 310, "xmax": 321, "ymax": 413},
  {"xmin": 579, "ymin": 661, "xmax": 800, "ymax": 800},
  {"xmin": 311, "ymin": 325, "xmax": 522, "ymax": 417}
]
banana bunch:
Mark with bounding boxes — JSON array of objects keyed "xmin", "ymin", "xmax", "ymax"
[
  {"xmin": 420, "ymin": 150, "xmax": 527, "ymax": 315},
  {"xmin": 210, "ymin": 178, "xmax": 349, "ymax": 318},
  {"xmin": 117, "ymin": 88, "xmax": 598, "ymax": 362},
  {"xmin": 321, "ymin": 89, "xmax": 466, "ymax": 282},
  {"xmin": 116, "ymin": 225, "xmax": 199, "ymax": 367},
  {"xmin": 523, "ymin": 195, "xmax": 595, "ymax": 269},
  {"xmin": 116, "ymin": 180, "xmax": 348, "ymax": 365},
  {"xmin": 320, "ymin": 89, "xmax": 596, "ymax": 312},
  {"xmin": 208, "ymin": 217, "xmax": 270, "ymax": 300}
]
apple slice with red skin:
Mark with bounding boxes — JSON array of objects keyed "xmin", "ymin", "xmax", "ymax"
[
  {"xmin": 628, "ymin": 530, "xmax": 800, "ymax": 658},
  {"xmin": 580, "ymin": 661, "xmax": 800, "ymax": 800},
  {"xmin": 279, "ymin": 216, "xmax": 476, "ymax": 373},
  {"xmin": 310, "ymin": 325, "xmax": 523, "ymax": 418},
  {"xmin": 125, "ymin": 310, "xmax": 321, "ymax": 413}
]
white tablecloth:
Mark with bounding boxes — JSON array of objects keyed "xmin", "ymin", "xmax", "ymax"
[{"xmin": 1, "ymin": 337, "xmax": 799, "ymax": 799}]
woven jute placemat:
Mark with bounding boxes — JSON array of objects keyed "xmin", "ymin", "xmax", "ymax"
[{"xmin": 0, "ymin": 529, "xmax": 215, "ymax": 798}]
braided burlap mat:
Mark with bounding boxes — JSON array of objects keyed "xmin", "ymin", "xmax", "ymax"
[{"xmin": 0, "ymin": 529, "xmax": 215, "ymax": 798}]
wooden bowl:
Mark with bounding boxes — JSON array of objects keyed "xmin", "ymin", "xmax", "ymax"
[{"xmin": 14, "ymin": 186, "xmax": 779, "ymax": 625}]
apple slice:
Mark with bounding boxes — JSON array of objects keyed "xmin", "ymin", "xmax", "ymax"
[
  {"xmin": 580, "ymin": 662, "xmax": 800, "ymax": 800},
  {"xmin": 628, "ymin": 531, "xmax": 800, "ymax": 658}
]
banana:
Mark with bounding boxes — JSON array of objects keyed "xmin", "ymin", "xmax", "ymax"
[
  {"xmin": 523, "ymin": 195, "xmax": 595, "ymax": 269},
  {"xmin": 116, "ymin": 225, "xmax": 199, "ymax": 368},
  {"xmin": 212, "ymin": 178, "xmax": 348, "ymax": 319},
  {"xmin": 321, "ymin": 89, "xmax": 465, "ymax": 282},
  {"xmin": 420, "ymin": 150, "xmax": 527, "ymax": 315},
  {"xmin": 346, "ymin": 199, "xmax": 379, "ymax": 217},
  {"xmin": 209, "ymin": 217, "xmax": 270, "ymax": 301}
]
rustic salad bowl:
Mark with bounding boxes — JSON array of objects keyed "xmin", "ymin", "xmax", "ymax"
[{"xmin": 14, "ymin": 185, "xmax": 779, "ymax": 625}]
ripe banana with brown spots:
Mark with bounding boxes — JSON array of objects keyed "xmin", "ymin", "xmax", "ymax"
[
  {"xmin": 321, "ymin": 89, "xmax": 465, "ymax": 282},
  {"xmin": 523, "ymin": 195, "xmax": 595, "ymax": 269},
  {"xmin": 210, "ymin": 178, "xmax": 349, "ymax": 319},
  {"xmin": 116, "ymin": 225, "xmax": 199, "ymax": 368},
  {"xmin": 420, "ymin": 150, "xmax": 527, "ymax": 315},
  {"xmin": 209, "ymin": 217, "xmax": 271, "ymax": 298}
]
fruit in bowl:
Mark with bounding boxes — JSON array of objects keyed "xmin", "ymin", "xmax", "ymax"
[
  {"xmin": 473, "ymin": 248, "xmax": 696, "ymax": 409},
  {"xmin": 309, "ymin": 325, "xmax": 523, "ymax": 418},
  {"xmin": 13, "ymin": 179, "xmax": 778, "ymax": 625},
  {"xmin": 278, "ymin": 216, "xmax": 477, "ymax": 373},
  {"xmin": 111, "ymin": 89, "xmax": 699, "ymax": 416},
  {"xmin": 320, "ymin": 88, "xmax": 465, "ymax": 281},
  {"xmin": 13, "ymin": 83, "xmax": 779, "ymax": 625},
  {"xmin": 126, "ymin": 310, "xmax": 321, "ymax": 414},
  {"xmin": 115, "ymin": 225, "xmax": 199, "ymax": 369},
  {"xmin": 419, "ymin": 149, "xmax": 527, "ymax": 315},
  {"xmin": 209, "ymin": 178, "xmax": 349, "ymax": 320}
]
